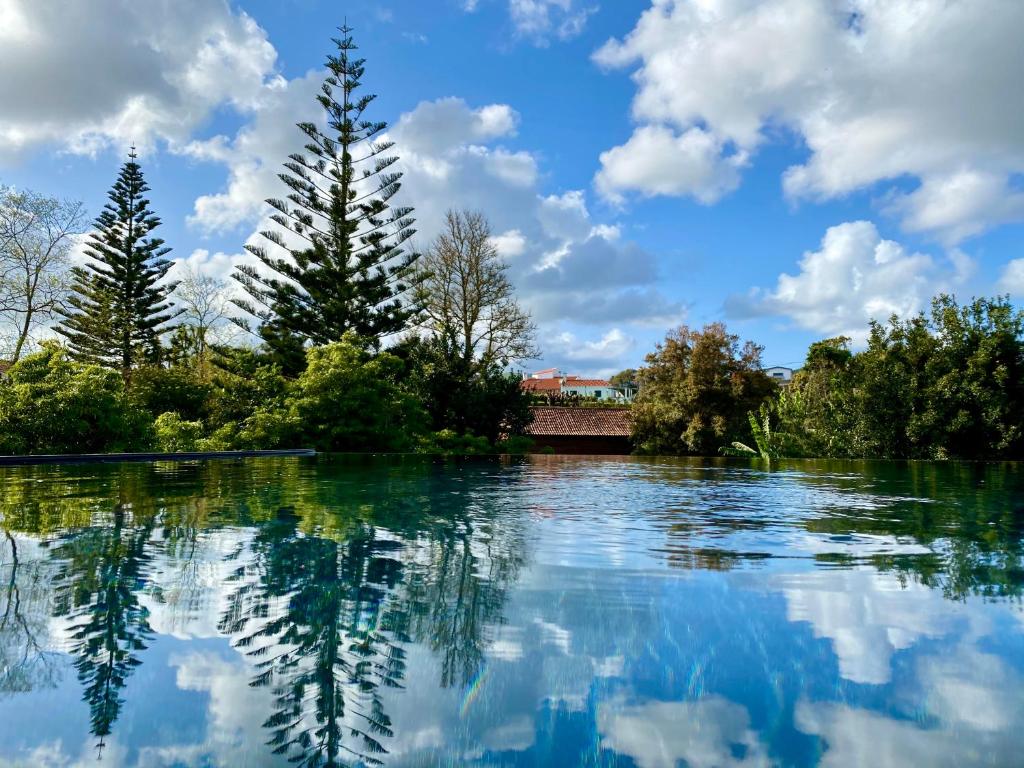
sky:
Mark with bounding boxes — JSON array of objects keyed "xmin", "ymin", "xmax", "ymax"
[{"xmin": 2, "ymin": 0, "xmax": 1023, "ymax": 376}]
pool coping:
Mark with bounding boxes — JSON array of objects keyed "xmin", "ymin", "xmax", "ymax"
[{"xmin": 0, "ymin": 449, "xmax": 317, "ymax": 466}]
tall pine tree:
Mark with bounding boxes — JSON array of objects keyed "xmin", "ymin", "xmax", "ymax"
[
  {"xmin": 58, "ymin": 150, "xmax": 179, "ymax": 380},
  {"xmin": 233, "ymin": 26, "xmax": 421, "ymax": 374}
]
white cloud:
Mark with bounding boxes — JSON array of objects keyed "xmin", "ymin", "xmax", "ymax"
[
  {"xmin": 545, "ymin": 328, "xmax": 636, "ymax": 374},
  {"xmin": 508, "ymin": 0, "xmax": 598, "ymax": 44},
  {"xmin": 998, "ymin": 259, "xmax": 1024, "ymax": 296},
  {"xmin": 795, "ymin": 645, "xmax": 1024, "ymax": 767},
  {"xmin": 0, "ymin": 0, "xmax": 282, "ymax": 163},
  {"xmin": 490, "ymin": 229, "xmax": 528, "ymax": 258},
  {"xmin": 392, "ymin": 98, "xmax": 518, "ymax": 155},
  {"xmin": 184, "ymin": 71, "xmax": 322, "ymax": 233},
  {"xmin": 729, "ymin": 220, "xmax": 963, "ymax": 339},
  {"xmin": 596, "ymin": 125, "xmax": 746, "ymax": 204},
  {"xmin": 596, "ymin": 0, "xmax": 1024, "ymax": 242},
  {"xmin": 883, "ymin": 170, "xmax": 1024, "ymax": 246}
]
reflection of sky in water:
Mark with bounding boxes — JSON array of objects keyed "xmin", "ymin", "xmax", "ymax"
[{"xmin": 0, "ymin": 456, "xmax": 1020, "ymax": 767}]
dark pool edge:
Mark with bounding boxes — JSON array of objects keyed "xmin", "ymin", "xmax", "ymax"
[{"xmin": 0, "ymin": 449, "xmax": 317, "ymax": 466}]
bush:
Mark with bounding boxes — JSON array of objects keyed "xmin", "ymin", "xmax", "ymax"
[
  {"xmin": 130, "ymin": 365, "xmax": 212, "ymax": 422},
  {"xmin": 0, "ymin": 345, "xmax": 152, "ymax": 454},
  {"xmin": 153, "ymin": 412, "xmax": 204, "ymax": 453},
  {"xmin": 418, "ymin": 429, "xmax": 492, "ymax": 455},
  {"xmin": 285, "ymin": 338, "xmax": 425, "ymax": 452},
  {"xmin": 395, "ymin": 336, "xmax": 533, "ymax": 445}
]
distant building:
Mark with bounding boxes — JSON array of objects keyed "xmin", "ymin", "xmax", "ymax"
[
  {"xmin": 521, "ymin": 370, "xmax": 635, "ymax": 403},
  {"xmin": 765, "ymin": 366, "xmax": 794, "ymax": 385},
  {"xmin": 524, "ymin": 407, "xmax": 632, "ymax": 454}
]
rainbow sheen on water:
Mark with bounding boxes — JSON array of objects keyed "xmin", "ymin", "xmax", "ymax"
[{"xmin": 0, "ymin": 455, "xmax": 1021, "ymax": 766}]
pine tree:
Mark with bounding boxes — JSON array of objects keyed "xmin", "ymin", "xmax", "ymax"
[
  {"xmin": 233, "ymin": 25, "xmax": 421, "ymax": 373},
  {"xmin": 57, "ymin": 150, "xmax": 179, "ymax": 380}
]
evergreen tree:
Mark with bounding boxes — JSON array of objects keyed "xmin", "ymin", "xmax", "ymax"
[
  {"xmin": 233, "ymin": 26, "xmax": 421, "ymax": 374},
  {"xmin": 57, "ymin": 149, "xmax": 179, "ymax": 381}
]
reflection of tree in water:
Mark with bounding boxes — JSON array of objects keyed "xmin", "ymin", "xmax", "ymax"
[
  {"xmin": 800, "ymin": 461, "xmax": 1024, "ymax": 600},
  {"xmin": 220, "ymin": 461, "xmax": 528, "ymax": 766},
  {"xmin": 0, "ymin": 530, "xmax": 60, "ymax": 695},
  {"xmin": 404, "ymin": 514, "xmax": 525, "ymax": 689},
  {"xmin": 50, "ymin": 504, "xmax": 156, "ymax": 755},
  {"xmin": 0, "ymin": 457, "xmax": 529, "ymax": 764},
  {"xmin": 220, "ymin": 507, "xmax": 408, "ymax": 766}
]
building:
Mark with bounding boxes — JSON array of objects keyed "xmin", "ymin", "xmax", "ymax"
[
  {"xmin": 524, "ymin": 407, "xmax": 633, "ymax": 454},
  {"xmin": 521, "ymin": 370, "xmax": 635, "ymax": 403},
  {"xmin": 765, "ymin": 366, "xmax": 794, "ymax": 385}
]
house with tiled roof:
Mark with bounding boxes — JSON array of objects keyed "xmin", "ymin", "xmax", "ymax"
[
  {"xmin": 521, "ymin": 370, "xmax": 635, "ymax": 403},
  {"xmin": 524, "ymin": 406, "xmax": 633, "ymax": 454}
]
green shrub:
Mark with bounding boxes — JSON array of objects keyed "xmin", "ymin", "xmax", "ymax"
[
  {"xmin": 153, "ymin": 412, "xmax": 204, "ymax": 453},
  {"xmin": 130, "ymin": 365, "xmax": 212, "ymax": 422},
  {"xmin": 417, "ymin": 429, "xmax": 492, "ymax": 455},
  {"xmin": 0, "ymin": 345, "xmax": 152, "ymax": 454},
  {"xmin": 285, "ymin": 339, "xmax": 425, "ymax": 452},
  {"xmin": 495, "ymin": 435, "xmax": 534, "ymax": 455}
]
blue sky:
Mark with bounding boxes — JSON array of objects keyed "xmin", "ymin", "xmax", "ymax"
[{"xmin": 2, "ymin": 0, "xmax": 1023, "ymax": 375}]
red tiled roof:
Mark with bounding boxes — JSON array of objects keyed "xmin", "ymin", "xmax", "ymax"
[
  {"xmin": 561, "ymin": 379, "xmax": 610, "ymax": 387},
  {"xmin": 525, "ymin": 407, "xmax": 632, "ymax": 437},
  {"xmin": 521, "ymin": 378, "xmax": 562, "ymax": 392}
]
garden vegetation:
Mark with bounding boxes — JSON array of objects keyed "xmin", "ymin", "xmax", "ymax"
[{"xmin": 1, "ymin": 27, "xmax": 1022, "ymax": 461}]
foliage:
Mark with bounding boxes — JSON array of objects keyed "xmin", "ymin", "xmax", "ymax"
[
  {"xmin": 168, "ymin": 265, "xmax": 236, "ymax": 378},
  {"xmin": 57, "ymin": 151, "xmax": 179, "ymax": 380},
  {"xmin": 417, "ymin": 429, "xmax": 493, "ymax": 455},
  {"xmin": 233, "ymin": 26, "xmax": 421, "ymax": 374},
  {"xmin": 775, "ymin": 296, "xmax": 1024, "ymax": 459},
  {"xmin": 609, "ymin": 368, "xmax": 637, "ymax": 389},
  {"xmin": 128, "ymin": 364, "xmax": 212, "ymax": 423},
  {"xmin": 631, "ymin": 322, "xmax": 778, "ymax": 455},
  {"xmin": 0, "ymin": 344, "xmax": 152, "ymax": 455},
  {"xmin": 153, "ymin": 412, "xmax": 204, "ymax": 453},
  {"xmin": 50, "ymin": 508, "xmax": 154, "ymax": 754},
  {"xmin": 722, "ymin": 404, "xmax": 780, "ymax": 460},
  {"xmin": 395, "ymin": 335, "xmax": 534, "ymax": 446}
]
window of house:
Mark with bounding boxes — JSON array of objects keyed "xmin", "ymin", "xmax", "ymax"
[{"xmin": 594, "ymin": 390, "xmax": 602, "ymax": 398}]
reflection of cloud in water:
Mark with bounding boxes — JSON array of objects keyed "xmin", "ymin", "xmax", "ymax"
[
  {"xmin": 780, "ymin": 569, "xmax": 960, "ymax": 684},
  {"xmin": 797, "ymin": 638, "xmax": 1024, "ymax": 766},
  {"xmin": 139, "ymin": 529, "xmax": 258, "ymax": 641},
  {"xmin": 598, "ymin": 695, "xmax": 771, "ymax": 768},
  {"xmin": 131, "ymin": 651, "xmax": 276, "ymax": 767}
]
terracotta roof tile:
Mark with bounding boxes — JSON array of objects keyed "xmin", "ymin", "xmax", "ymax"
[
  {"xmin": 521, "ymin": 378, "xmax": 562, "ymax": 392},
  {"xmin": 560, "ymin": 379, "xmax": 610, "ymax": 387},
  {"xmin": 525, "ymin": 407, "xmax": 632, "ymax": 437}
]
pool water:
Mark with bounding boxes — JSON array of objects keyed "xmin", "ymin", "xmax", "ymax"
[{"xmin": 0, "ymin": 455, "xmax": 1021, "ymax": 767}]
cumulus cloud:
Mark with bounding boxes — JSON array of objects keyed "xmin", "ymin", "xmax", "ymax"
[
  {"xmin": 998, "ymin": 259, "xmax": 1024, "ymax": 297},
  {"xmin": 184, "ymin": 72, "xmax": 322, "ymax": 233},
  {"xmin": 728, "ymin": 221, "xmax": 964, "ymax": 340},
  {"xmin": 391, "ymin": 98, "xmax": 519, "ymax": 155},
  {"xmin": 595, "ymin": 0, "xmax": 1024, "ymax": 242},
  {"xmin": 796, "ymin": 645, "xmax": 1024, "ymax": 767},
  {"xmin": 596, "ymin": 125, "xmax": 747, "ymax": 205},
  {"xmin": 0, "ymin": 0, "xmax": 283, "ymax": 162},
  {"xmin": 508, "ymin": 0, "xmax": 598, "ymax": 44}
]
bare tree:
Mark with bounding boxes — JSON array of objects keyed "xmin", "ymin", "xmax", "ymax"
[
  {"xmin": 172, "ymin": 264, "xmax": 237, "ymax": 374},
  {"xmin": 417, "ymin": 209, "xmax": 538, "ymax": 368},
  {"xmin": 0, "ymin": 188, "xmax": 86, "ymax": 362}
]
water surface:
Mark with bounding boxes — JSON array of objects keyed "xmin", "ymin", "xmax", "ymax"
[{"xmin": 0, "ymin": 455, "xmax": 1021, "ymax": 767}]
